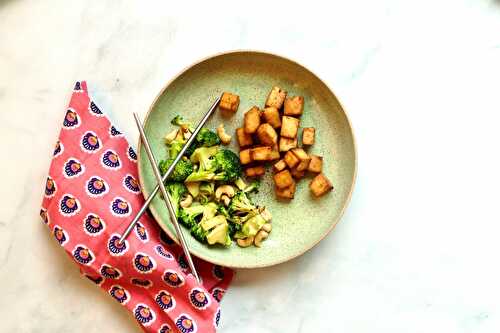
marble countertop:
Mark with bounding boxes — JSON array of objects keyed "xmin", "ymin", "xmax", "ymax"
[{"xmin": 2, "ymin": 1, "xmax": 500, "ymax": 332}]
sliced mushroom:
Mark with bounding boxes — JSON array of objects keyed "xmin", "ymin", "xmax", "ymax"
[
  {"xmin": 217, "ymin": 123, "xmax": 232, "ymax": 145},
  {"xmin": 180, "ymin": 194, "xmax": 193, "ymax": 208},
  {"xmin": 215, "ymin": 185, "xmax": 235, "ymax": 201},
  {"xmin": 254, "ymin": 230, "xmax": 269, "ymax": 247},
  {"xmin": 237, "ymin": 236, "xmax": 254, "ymax": 248}
]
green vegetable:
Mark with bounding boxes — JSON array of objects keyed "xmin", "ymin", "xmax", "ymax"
[
  {"xmin": 165, "ymin": 182, "xmax": 188, "ymax": 217},
  {"xmin": 171, "ymin": 115, "xmax": 194, "ymax": 131},
  {"xmin": 185, "ymin": 146, "xmax": 219, "ymax": 182},
  {"xmin": 206, "ymin": 223, "xmax": 231, "ymax": 246},
  {"xmin": 243, "ymin": 179, "xmax": 260, "ymax": 194},
  {"xmin": 178, "ymin": 203, "xmax": 205, "ymax": 228},
  {"xmin": 191, "ymin": 213, "xmax": 231, "ymax": 246},
  {"xmin": 198, "ymin": 182, "xmax": 214, "ymax": 204},
  {"xmin": 229, "ymin": 191, "xmax": 258, "ymax": 216},
  {"xmin": 196, "ymin": 128, "xmax": 221, "ymax": 147},
  {"xmin": 169, "ymin": 140, "xmax": 184, "ymax": 159},
  {"xmin": 190, "ymin": 223, "xmax": 207, "ymax": 242},
  {"xmin": 234, "ymin": 214, "xmax": 266, "ymax": 239},
  {"xmin": 159, "ymin": 158, "xmax": 194, "ymax": 182},
  {"xmin": 212, "ymin": 149, "xmax": 242, "ymax": 182},
  {"xmin": 234, "ymin": 177, "xmax": 247, "ymax": 191},
  {"xmin": 200, "ymin": 215, "xmax": 226, "ymax": 231}
]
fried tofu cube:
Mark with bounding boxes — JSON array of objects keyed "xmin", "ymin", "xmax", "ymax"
[
  {"xmin": 291, "ymin": 148, "xmax": 311, "ymax": 171},
  {"xmin": 284, "ymin": 96, "xmax": 304, "ymax": 116},
  {"xmin": 251, "ymin": 146, "xmax": 272, "ymax": 161},
  {"xmin": 244, "ymin": 106, "xmax": 261, "ymax": 134},
  {"xmin": 280, "ymin": 116, "xmax": 300, "ymax": 139},
  {"xmin": 284, "ymin": 150, "xmax": 300, "ymax": 168},
  {"xmin": 302, "ymin": 127, "xmax": 315, "ymax": 145},
  {"xmin": 256, "ymin": 123, "xmax": 278, "ymax": 146},
  {"xmin": 273, "ymin": 169, "xmax": 294, "ymax": 189},
  {"xmin": 269, "ymin": 147, "xmax": 281, "ymax": 160},
  {"xmin": 276, "ymin": 181, "xmax": 296, "ymax": 199},
  {"xmin": 239, "ymin": 149, "xmax": 253, "ymax": 165},
  {"xmin": 273, "ymin": 159, "xmax": 287, "ymax": 172},
  {"xmin": 310, "ymin": 173, "xmax": 333, "ymax": 197},
  {"xmin": 265, "ymin": 86, "xmax": 287, "ymax": 109},
  {"xmin": 219, "ymin": 92, "xmax": 240, "ymax": 113},
  {"xmin": 279, "ymin": 136, "xmax": 298, "ymax": 152},
  {"xmin": 263, "ymin": 107, "xmax": 281, "ymax": 128},
  {"xmin": 308, "ymin": 155, "xmax": 323, "ymax": 173},
  {"xmin": 236, "ymin": 128, "xmax": 253, "ymax": 147},
  {"xmin": 245, "ymin": 165, "xmax": 266, "ymax": 178},
  {"xmin": 290, "ymin": 167, "xmax": 306, "ymax": 179}
]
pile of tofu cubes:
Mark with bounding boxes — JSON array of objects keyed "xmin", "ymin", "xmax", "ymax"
[{"xmin": 219, "ymin": 87, "xmax": 333, "ymax": 199}]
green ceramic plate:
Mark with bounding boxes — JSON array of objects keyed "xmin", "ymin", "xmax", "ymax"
[{"xmin": 138, "ymin": 51, "xmax": 356, "ymax": 268}]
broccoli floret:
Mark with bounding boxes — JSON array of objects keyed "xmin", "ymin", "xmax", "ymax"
[
  {"xmin": 190, "ymin": 223, "xmax": 207, "ymax": 242},
  {"xmin": 196, "ymin": 128, "xmax": 221, "ymax": 147},
  {"xmin": 228, "ymin": 222, "xmax": 241, "ymax": 238},
  {"xmin": 170, "ymin": 115, "xmax": 194, "ymax": 130},
  {"xmin": 185, "ymin": 146, "xmax": 219, "ymax": 182},
  {"xmin": 212, "ymin": 149, "xmax": 242, "ymax": 182},
  {"xmin": 217, "ymin": 205, "xmax": 231, "ymax": 220},
  {"xmin": 198, "ymin": 182, "xmax": 214, "ymax": 204},
  {"xmin": 243, "ymin": 179, "xmax": 260, "ymax": 194},
  {"xmin": 234, "ymin": 214, "xmax": 267, "ymax": 239},
  {"xmin": 165, "ymin": 182, "xmax": 187, "ymax": 217},
  {"xmin": 229, "ymin": 191, "xmax": 258, "ymax": 216},
  {"xmin": 169, "ymin": 140, "xmax": 184, "ymax": 159},
  {"xmin": 178, "ymin": 204, "xmax": 205, "ymax": 228},
  {"xmin": 159, "ymin": 158, "xmax": 194, "ymax": 182}
]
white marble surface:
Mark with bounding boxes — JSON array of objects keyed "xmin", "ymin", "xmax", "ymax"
[{"xmin": 2, "ymin": 0, "xmax": 500, "ymax": 332}]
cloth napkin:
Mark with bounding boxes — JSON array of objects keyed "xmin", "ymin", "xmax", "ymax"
[{"xmin": 39, "ymin": 81, "xmax": 233, "ymax": 333}]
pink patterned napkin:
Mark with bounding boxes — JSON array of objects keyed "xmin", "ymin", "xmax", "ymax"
[{"xmin": 39, "ymin": 81, "xmax": 233, "ymax": 333}]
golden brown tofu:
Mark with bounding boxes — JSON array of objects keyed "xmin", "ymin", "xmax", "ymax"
[
  {"xmin": 273, "ymin": 169, "xmax": 294, "ymax": 189},
  {"xmin": 310, "ymin": 173, "xmax": 333, "ymax": 197},
  {"xmin": 251, "ymin": 146, "xmax": 272, "ymax": 161},
  {"xmin": 265, "ymin": 86, "xmax": 287, "ymax": 109},
  {"xmin": 292, "ymin": 148, "xmax": 311, "ymax": 171},
  {"xmin": 302, "ymin": 127, "xmax": 315, "ymax": 145},
  {"xmin": 273, "ymin": 159, "xmax": 287, "ymax": 172},
  {"xmin": 263, "ymin": 107, "xmax": 281, "ymax": 128},
  {"xmin": 308, "ymin": 155, "xmax": 323, "ymax": 173},
  {"xmin": 239, "ymin": 149, "xmax": 253, "ymax": 165},
  {"xmin": 279, "ymin": 136, "xmax": 298, "ymax": 152},
  {"xmin": 280, "ymin": 116, "xmax": 300, "ymax": 139},
  {"xmin": 236, "ymin": 127, "xmax": 253, "ymax": 147},
  {"xmin": 245, "ymin": 165, "xmax": 266, "ymax": 178},
  {"xmin": 290, "ymin": 167, "xmax": 306, "ymax": 179},
  {"xmin": 276, "ymin": 181, "xmax": 296, "ymax": 199},
  {"xmin": 284, "ymin": 150, "xmax": 300, "ymax": 168},
  {"xmin": 284, "ymin": 96, "xmax": 304, "ymax": 116},
  {"xmin": 269, "ymin": 147, "xmax": 281, "ymax": 160},
  {"xmin": 219, "ymin": 92, "xmax": 240, "ymax": 113},
  {"xmin": 256, "ymin": 123, "xmax": 278, "ymax": 146},
  {"xmin": 244, "ymin": 106, "xmax": 261, "ymax": 134}
]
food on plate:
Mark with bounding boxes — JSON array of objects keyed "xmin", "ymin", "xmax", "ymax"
[
  {"xmin": 244, "ymin": 106, "xmax": 261, "ymax": 134},
  {"xmin": 284, "ymin": 96, "xmax": 304, "ymax": 116},
  {"xmin": 275, "ymin": 180, "xmax": 296, "ymax": 199},
  {"xmin": 273, "ymin": 169, "xmax": 294, "ymax": 189},
  {"xmin": 302, "ymin": 127, "xmax": 315, "ymax": 145},
  {"xmin": 284, "ymin": 150, "xmax": 300, "ymax": 169},
  {"xmin": 239, "ymin": 149, "xmax": 253, "ymax": 165},
  {"xmin": 236, "ymin": 127, "xmax": 253, "ymax": 147},
  {"xmin": 273, "ymin": 159, "xmax": 287, "ymax": 172},
  {"xmin": 280, "ymin": 116, "xmax": 300, "ymax": 139},
  {"xmin": 263, "ymin": 107, "xmax": 281, "ymax": 128},
  {"xmin": 219, "ymin": 92, "xmax": 240, "ymax": 113},
  {"xmin": 309, "ymin": 173, "xmax": 333, "ymax": 197},
  {"xmin": 291, "ymin": 148, "xmax": 311, "ymax": 171},
  {"xmin": 265, "ymin": 86, "xmax": 287, "ymax": 109},
  {"xmin": 160, "ymin": 114, "xmax": 271, "ymax": 248},
  {"xmin": 217, "ymin": 124, "xmax": 232, "ymax": 144},
  {"xmin": 279, "ymin": 136, "xmax": 298, "ymax": 152},
  {"xmin": 245, "ymin": 165, "xmax": 266, "ymax": 178},
  {"xmin": 251, "ymin": 146, "xmax": 272, "ymax": 161},
  {"xmin": 307, "ymin": 155, "xmax": 323, "ymax": 173},
  {"xmin": 256, "ymin": 123, "xmax": 278, "ymax": 146}
]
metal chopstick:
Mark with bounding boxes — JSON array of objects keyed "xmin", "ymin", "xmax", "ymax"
[
  {"xmin": 133, "ymin": 112, "xmax": 201, "ymax": 284},
  {"xmin": 118, "ymin": 96, "xmax": 221, "ymax": 244}
]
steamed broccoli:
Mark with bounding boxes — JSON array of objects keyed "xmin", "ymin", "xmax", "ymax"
[
  {"xmin": 178, "ymin": 204, "xmax": 205, "ymax": 228},
  {"xmin": 165, "ymin": 182, "xmax": 187, "ymax": 217},
  {"xmin": 190, "ymin": 214, "xmax": 231, "ymax": 246},
  {"xmin": 171, "ymin": 115, "xmax": 194, "ymax": 131},
  {"xmin": 198, "ymin": 182, "xmax": 214, "ymax": 204},
  {"xmin": 234, "ymin": 214, "xmax": 267, "ymax": 239},
  {"xmin": 229, "ymin": 191, "xmax": 258, "ymax": 216},
  {"xmin": 243, "ymin": 179, "xmax": 260, "ymax": 194},
  {"xmin": 159, "ymin": 158, "xmax": 194, "ymax": 182},
  {"xmin": 212, "ymin": 149, "xmax": 242, "ymax": 182},
  {"xmin": 184, "ymin": 146, "xmax": 219, "ymax": 182},
  {"xmin": 169, "ymin": 139, "xmax": 185, "ymax": 159},
  {"xmin": 190, "ymin": 223, "xmax": 207, "ymax": 242},
  {"xmin": 196, "ymin": 128, "xmax": 221, "ymax": 147}
]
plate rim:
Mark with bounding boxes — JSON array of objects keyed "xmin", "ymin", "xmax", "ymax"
[{"xmin": 137, "ymin": 49, "xmax": 358, "ymax": 268}]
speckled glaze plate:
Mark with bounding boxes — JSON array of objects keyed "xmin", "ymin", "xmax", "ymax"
[{"xmin": 138, "ymin": 51, "xmax": 356, "ymax": 268}]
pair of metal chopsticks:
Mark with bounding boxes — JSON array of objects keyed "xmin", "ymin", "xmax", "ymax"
[{"xmin": 123, "ymin": 96, "xmax": 221, "ymax": 284}]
